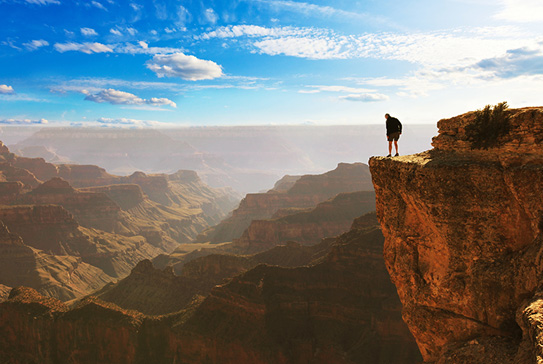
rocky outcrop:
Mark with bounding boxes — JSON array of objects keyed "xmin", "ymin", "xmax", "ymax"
[
  {"xmin": 98, "ymin": 237, "xmax": 336, "ymax": 313},
  {"xmin": 19, "ymin": 178, "xmax": 125, "ymax": 233},
  {"xmin": 0, "ymin": 222, "xmax": 113, "ymax": 301},
  {"xmin": 0, "ymin": 284, "xmax": 10, "ymax": 301},
  {"xmin": 369, "ymin": 106, "xmax": 543, "ymax": 363},
  {"xmin": 235, "ymin": 190, "xmax": 376, "ymax": 254},
  {"xmin": 0, "ymin": 213, "xmax": 421, "ymax": 364},
  {"xmin": 0, "ymin": 202, "xmax": 163, "ymax": 280},
  {"xmin": 197, "ymin": 162, "xmax": 373, "ymax": 244}
]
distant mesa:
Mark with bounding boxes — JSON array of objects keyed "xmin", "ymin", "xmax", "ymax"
[
  {"xmin": 196, "ymin": 162, "xmax": 374, "ymax": 245},
  {"xmin": 30, "ymin": 177, "xmax": 75, "ymax": 194}
]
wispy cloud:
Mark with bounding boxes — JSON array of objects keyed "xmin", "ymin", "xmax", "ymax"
[
  {"xmin": 23, "ymin": 0, "xmax": 60, "ymax": 5},
  {"xmin": 146, "ymin": 53, "xmax": 223, "ymax": 81},
  {"xmin": 0, "ymin": 118, "xmax": 48, "ymax": 125},
  {"xmin": 23, "ymin": 39, "xmax": 49, "ymax": 51},
  {"xmin": 0, "ymin": 85, "xmax": 15, "ymax": 94},
  {"xmin": 248, "ymin": 0, "xmax": 374, "ymax": 21},
  {"xmin": 54, "ymin": 42, "xmax": 113, "ymax": 54},
  {"xmin": 339, "ymin": 93, "xmax": 389, "ymax": 102},
  {"xmin": 83, "ymin": 89, "xmax": 177, "ymax": 107},
  {"xmin": 203, "ymin": 8, "xmax": 219, "ymax": 24},
  {"xmin": 81, "ymin": 27, "xmax": 98, "ymax": 37},
  {"xmin": 298, "ymin": 85, "xmax": 375, "ymax": 94},
  {"xmin": 200, "ymin": 25, "xmax": 535, "ymax": 66},
  {"xmin": 90, "ymin": 1, "xmax": 107, "ymax": 11},
  {"xmin": 95, "ymin": 117, "xmax": 171, "ymax": 128},
  {"xmin": 495, "ymin": 0, "xmax": 543, "ymax": 22}
]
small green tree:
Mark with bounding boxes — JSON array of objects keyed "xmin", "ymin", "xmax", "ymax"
[{"xmin": 466, "ymin": 101, "xmax": 510, "ymax": 149}]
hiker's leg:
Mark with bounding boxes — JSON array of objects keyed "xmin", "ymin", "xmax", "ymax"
[
  {"xmin": 394, "ymin": 140, "xmax": 399, "ymax": 154},
  {"xmin": 388, "ymin": 141, "xmax": 392, "ymax": 155}
]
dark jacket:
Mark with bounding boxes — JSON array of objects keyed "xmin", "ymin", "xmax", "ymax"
[{"xmin": 386, "ymin": 117, "xmax": 402, "ymax": 135}]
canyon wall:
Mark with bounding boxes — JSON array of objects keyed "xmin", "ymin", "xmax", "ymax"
[
  {"xmin": 369, "ymin": 106, "xmax": 543, "ymax": 363},
  {"xmin": 196, "ymin": 162, "xmax": 373, "ymax": 244},
  {"xmin": 0, "ymin": 213, "xmax": 422, "ymax": 364}
]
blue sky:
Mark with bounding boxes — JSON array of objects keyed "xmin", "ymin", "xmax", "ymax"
[{"xmin": 0, "ymin": 0, "xmax": 542, "ymax": 127}]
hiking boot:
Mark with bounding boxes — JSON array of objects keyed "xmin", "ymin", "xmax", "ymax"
[
  {"xmin": 395, "ymin": 153, "xmax": 399, "ymax": 157},
  {"xmin": 386, "ymin": 154, "xmax": 391, "ymax": 157}
]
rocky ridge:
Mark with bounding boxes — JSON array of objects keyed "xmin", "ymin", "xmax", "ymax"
[
  {"xmin": 0, "ymin": 142, "xmax": 239, "ymax": 301},
  {"xmin": 196, "ymin": 162, "xmax": 373, "ymax": 245},
  {"xmin": 0, "ymin": 212, "xmax": 422, "ymax": 364},
  {"xmin": 369, "ymin": 106, "xmax": 543, "ymax": 363},
  {"xmin": 155, "ymin": 189, "xmax": 375, "ymax": 274}
]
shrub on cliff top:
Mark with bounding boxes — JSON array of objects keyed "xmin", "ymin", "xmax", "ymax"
[{"xmin": 466, "ymin": 102, "xmax": 510, "ymax": 149}]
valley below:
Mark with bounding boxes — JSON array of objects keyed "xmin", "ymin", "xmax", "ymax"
[{"xmin": 2, "ymin": 108, "xmax": 543, "ymax": 363}]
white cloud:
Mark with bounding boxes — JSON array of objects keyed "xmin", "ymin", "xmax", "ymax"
[
  {"xmin": 254, "ymin": 35, "xmax": 348, "ymax": 59},
  {"xmin": 91, "ymin": 1, "xmax": 107, "ymax": 10},
  {"xmin": 146, "ymin": 53, "xmax": 223, "ymax": 81},
  {"xmin": 110, "ymin": 29, "xmax": 122, "ymax": 36},
  {"xmin": 54, "ymin": 42, "xmax": 113, "ymax": 54},
  {"xmin": 96, "ymin": 117, "xmax": 170, "ymax": 128},
  {"xmin": 81, "ymin": 27, "xmax": 98, "ymax": 37},
  {"xmin": 24, "ymin": 0, "xmax": 59, "ymax": 5},
  {"xmin": 495, "ymin": 0, "xmax": 543, "ymax": 22},
  {"xmin": 250, "ymin": 0, "xmax": 370, "ymax": 21},
  {"xmin": 114, "ymin": 42, "xmax": 184, "ymax": 55},
  {"xmin": 0, "ymin": 85, "xmax": 15, "ymax": 94},
  {"xmin": 84, "ymin": 88, "xmax": 176, "ymax": 107},
  {"xmin": 200, "ymin": 25, "xmax": 536, "ymax": 67},
  {"xmin": 126, "ymin": 27, "xmax": 138, "ymax": 36},
  {"xmin": 339, "ymin": 93, "xmax": 389, "ymax": 102},
  {"xmin": 299, "ymin": 85, "xmax": 375, "ymax": 93},
  {"xmin": 23, "ymin": 39, "xmax": 49, "ymax": 51},
  {"xmin": 203, "ymin": 8, "xmax": 219, "ymax": 24},
  {"xmin": 177, "ymin": 5, "xmax": 192, "ymax": 28},
  {"xmin": 0, "ymin": 118, "xmax": 48, "ymax": 125}
]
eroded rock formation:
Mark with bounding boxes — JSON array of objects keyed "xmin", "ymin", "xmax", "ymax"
[
  {"xmin": 369, "ymin": 106, "xmax": 543, "ymax": 363},
  {"xmin": 0, "ymin": 213, "xmax": 422, "ymax": 364},
  {"xmin": 196, "ymin": 162, "xmax": 373, "ymax": 244},
  {"xmin": 0, "ymin": 142, "xmax": 239, "ymax": 301}
]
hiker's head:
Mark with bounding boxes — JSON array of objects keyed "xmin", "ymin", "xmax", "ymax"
[{"xmin": 385, "ymin": 113, "xmax": 390, "ymax": 119}]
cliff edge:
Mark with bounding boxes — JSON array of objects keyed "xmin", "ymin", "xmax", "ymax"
[{"xmin": 369, "ymin": 106, "xmax": 543, "ymax": 363}]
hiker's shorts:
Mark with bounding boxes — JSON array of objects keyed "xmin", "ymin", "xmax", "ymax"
[{"xmin": 387, "ymin": 132, "xmax": 400, "ymax": 142}]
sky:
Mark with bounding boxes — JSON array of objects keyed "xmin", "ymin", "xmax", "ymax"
[{"xmin": 0, "ymin": 0, "xmax": 542, "ymax": 127}]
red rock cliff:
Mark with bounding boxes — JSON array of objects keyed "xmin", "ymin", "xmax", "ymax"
[{"xmin": 369, "ymin": 106, "xmax": 543, "ymax": 363}]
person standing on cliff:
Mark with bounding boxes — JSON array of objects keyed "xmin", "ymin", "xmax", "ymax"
[{"xmin": 385, "ymin": 113, "xmax": 402, "ymax": 157}]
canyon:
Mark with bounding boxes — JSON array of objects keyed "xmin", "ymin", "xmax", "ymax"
[
  {"xmin": 0, "ymin": 213, "xmax": 421, "ymax": 364},
  {"xmin": 195, "ymin": 162, "xmax": 374, "ymax": 245},
  {"xmin": 0, "ymin": 142, "xmax": 239, "ymax": 301},
  {"xmin": 5, "ymin": 105, "xmax": 539, "ymax": 363}
]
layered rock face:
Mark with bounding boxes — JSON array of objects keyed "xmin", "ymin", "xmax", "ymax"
[
  {"xmin": 155, "ymin": 190, "xmax": 374, "ymax": 274},
  {"xmin": 197, "ymin": 162, "xmax": 373, "ymax": 244},
  {"xmin": 236, "ymin": 190, "xmax": 376, "ymax": 253},
  {"xmin": 0, "ymin": 213, "xmax": 422, "ymax": 364},
  {"xmin": 369, "ymin": 106, "xmax": 543, "ymax": 363},
  {"xmin": 0, "ymin": 142, "xmax": 239, "ymax": 301},
  {"xmin": 0, "ymin": 222, "xmax": 112, "ymax": 301}
]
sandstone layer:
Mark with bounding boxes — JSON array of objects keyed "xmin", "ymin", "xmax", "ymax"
[
  {"xmin": 0, "ymin": 213, "xmax": 422, "ymax": 364},
  {"xmin": 196, "ymin": 162, "xmax": 373, "ymax": 244},
  {"xmin": 155, "ymin": 190, "xmax": 374, "ymax": 273},
  {"xmin": 369, "ymin": 106, "xmax": 543, "ymax": 363},
  {"xmin": 0, "ymin": 142, "xmax": 239, "ymax": 301}
]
